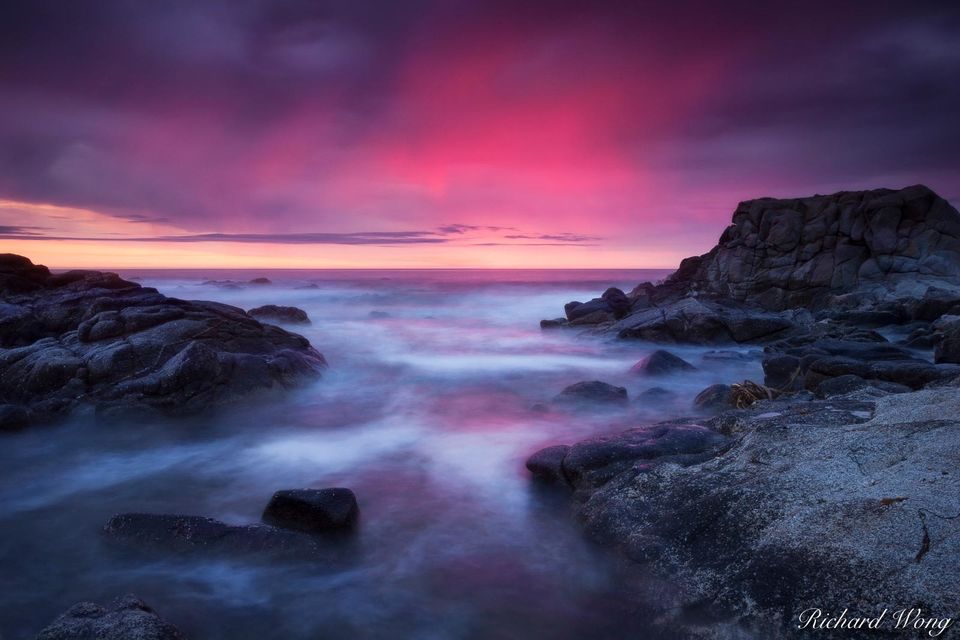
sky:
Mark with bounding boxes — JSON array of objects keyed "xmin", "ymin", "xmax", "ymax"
[{"xmin": 1, "ymin": 0, "xmax": 959, "ymax": 269}]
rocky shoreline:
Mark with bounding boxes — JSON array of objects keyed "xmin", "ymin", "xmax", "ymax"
[
  {"xmin": 530, "ymin": 185, "xmax": 960, "ymax": 636},
  {"xmin": 0, "ymin": 254, "xmax": 326, "ymax": 429}
]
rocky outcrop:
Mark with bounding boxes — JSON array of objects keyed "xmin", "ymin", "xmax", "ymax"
[
  {"xmin": 629, "ymin": 349, "xmax": 695, "ymax": 375},
  {"xmin": 530, "ymin": 388, "xmax": 960, "ymax": 634},
  {"xmin": 0, "ymin": 254, "xmax": 326, "ymax": 427},
  {"xmin": 547, "ymin": 186, "xmax": 960, "ymax": 344},
  {"xmin": 667, "ymin": 184, "xmax": 960, "ymax": 310},
  {"xmin": 36, "ymin": 595, "xmax": 185, "ymax": 640}
]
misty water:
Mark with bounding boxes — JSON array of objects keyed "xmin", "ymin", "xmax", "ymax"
[{"xmin": 0, "ymin": 269, "xmax": 764, "ymax": 639}]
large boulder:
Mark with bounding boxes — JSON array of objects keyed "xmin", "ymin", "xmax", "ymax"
[
  {"xmin": 36, "ymin": 595, "xmax": 185, "ymax": 640},
  {"xmin": 0, "ymin": 255, "xmax": 326, "ymax": 424}
]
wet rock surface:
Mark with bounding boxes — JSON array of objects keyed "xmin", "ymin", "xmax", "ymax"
[
  {"xmin": 629, "ymin": 349, "xmax": 695, "ymax": 376},
  {"xmin": 36, "ymin": 595, "xmax": 185, "ymax": 640},
  {"xmin": 0, "ymin": 254, "xmax": 326, "ymax": 425}
]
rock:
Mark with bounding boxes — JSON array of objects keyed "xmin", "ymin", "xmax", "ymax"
[
  {"xmin": 553, "ymin": 381, "xmax": 628, "ymax": 405},
  {"xmin": 692, "ymin": 384, "xmax": 734, "ymax": 412},
  {"xmin": 560, "ymin": 424, "xmax": 729, "ymax": 490},
  {"xmin": 248, "ymin": 277, "xmax": 272, "ymax": 285},
  {"xmin": 0, "ymin": 255, "xmax": 326, "ymax": 425},
  {"xmin": 630, "ymin": 349, "xmax": 695, "ymax": 375},
  {"xmin": 702, "ymin": 350, "xmax": 756, "ymax": 362},
  {"xmin": 248, "ymin": 305, "xmax": 311, "ymax": 325},
  {"xmin": 934, "ymin": 317, "xmax": 960, "ymax": 363},
  {"xmin": 539, "ymin": 317, "xmax": 568, "ymax": 329},
  {"xmin": 614, "ymin": 297, "xmax": 798, "ymax": 344},
  {"xmin": 102, "ymin": 513, "xmax": 328, "ymax": 557},
  {"xmin": 814, "ymin": 374, "xmax": 911, "ymax": 398},
  {"xmin": 261, "ymin": 488, "xmax": 359, "ymax": 533},
  {"xmin": 36, "ymin": 595, "xmax": 185, "ymax": 640},
  {"xmin": 667, "ymin": 185, "xmax": 960, "ymax": 310},
  {"xmin": 525, "ymin": 445, "xmax": 570, "ymax": 484},
  {"xmin": 564, "ymin": 298, "xmax": 613, "ymax": 322},
  {"xmin": 368, "ymin": 310, "xmax": 391, "ymax": 319},
  {"xmin": 546, "ymin": 391, "xmax": 960, "ymax": 628},
  {"xmin": 0, "ymin": 403, "xmax": 31, "ymax": 431},
  {"xmin": 600, "ymin": 287, "xmax": 632, "ymax": 318},
  {"xmin": 761, "ymin": 354, "xmax": 802, "ymax": 390},
  {"xmin": 636, "ymin": 387, "xmax": 677, "ymax": 403}
]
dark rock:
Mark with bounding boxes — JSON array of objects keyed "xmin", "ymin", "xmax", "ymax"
[
  {"xmin": 368, "ymin": 310, "xmax": 391, "ymax": 319},
  {"xmin": 525, "ymin": 445, "xmax": 570, "ymax": 484},
  {"xmin": 600, "ymin": 287, "xmax": 632, "ymax": 318},
  {"xmin": 702, "ymin": 350, "xmax": 755, "ymax": 362},
  {"xmin": 103, "ymin": 513, "xmax": 327, "ymax": 557},
  {"xmin": 692, "ymin": 384, "xmax": 734, "ymax": 412},
  {"xmin": 0, "ymin": 255, "xmax": 326, "ymax": 425},
  {"xmin": 248, "ymin": 305, "xmax": 311, "ymax": 325},
  {"xmin": 814, "ymin": 374, "xmax": 911, "ymax": 398},
  {"xmin": 261, "ymin": 488, "xmax": 359, "ymax": 533},
  {"xmin": 0, "ymin": 403, "xmax": 31, "ymax": 431},
  {"xmin": 630, "ymin": 349, "xmax": 696, "ymax": 375},
  {"xmin": 553, "ymin": 380, "xmax": 628, "ymax": 405},
  {"xmin": 564, "ymin": 298, "xmax": 613, "ymax": 322},
  {"xmin": 36, "ymin": 595, "xmax": 185, "ymax": 640},
  {"xmin": 561, "ymin": 424, "xmax": 729, "ymax": 489},
  {"xmin": 539, "ymin": 317, "xmax": 568, "ymax": 329},
  {"xmin": 935, "ymin": 317, "xmax": 960, "ymax": 364},
  {"xmin": 248, "ymin": 277, "xmax": 272, "ymax": 285}
]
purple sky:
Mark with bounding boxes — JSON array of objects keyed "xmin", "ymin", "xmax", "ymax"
[{"xmin": 1, "ymin": 0, "xmax": 959, "ymax": 267}]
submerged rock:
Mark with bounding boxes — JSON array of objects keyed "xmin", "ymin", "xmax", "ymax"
[
  {"xmin": 36, "ymin": 595, "xmax": 185, "ymax": 640},
  {"xmin": 553, "ymin": 381, "xmax": 628, "ymax": 406},
  {"xmin": 630, "ymin": 349, "xmax": 695, "ymax": 375},
  {"xmin": 0, "ymin": 255, "xmax": 326, "ymax": 425},
  {"xmin": 103, "ymin": 513, "xmax": 329, "ymax": 558},
  {"xmin": 248, "ymin": 305, "xmax": 311, "ymax": 325},
  {"xmin": 261, "ymin": 488, "xmax": 359, "ymax": 533}
]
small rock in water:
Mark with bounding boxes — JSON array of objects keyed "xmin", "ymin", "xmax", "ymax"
[
  {"xmin": 249, "ymin": 277, "xmax": 272, "ymax": 285},
  {"xmin": 369, "ymin": 310, "xmax": 391, "ymax": 319},
  {"xmin": 262, "ymin": 488, "xmax": 359, "ymax": 533},
  {"xmin": 553, "ymin": 380, "xmax": 628, "ymax": 405},
  {"xmin": 36, "ymin": 595, "xmax": 185, "ymax": 640},
  {"xmin": 539, "ymin": 317, "xmax": 568, "ymax": 329},
  {"xmin": 630, "ymin": 349, "xmax": 696, "ymax": 376},
  {"xmin": 526, "ymin": 445, "xmax": 570, "ymax": 484},
  {"xmin": 248, "ymin": 304, "xmax": 311, "ymax": 324}
]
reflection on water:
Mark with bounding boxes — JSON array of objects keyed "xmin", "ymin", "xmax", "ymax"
[{"xmin": 0, "ymin": 270, "xmax": 761, "ymax": 639}]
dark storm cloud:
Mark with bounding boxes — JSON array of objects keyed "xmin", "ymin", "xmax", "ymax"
[{"xmin": 0, "ymin": 0, "xmax": 958, "ymax": 235}]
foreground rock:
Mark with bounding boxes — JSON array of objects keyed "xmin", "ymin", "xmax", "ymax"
[
  {"xmin": 37, "ymin": 595, "xmax": 185, "ymax": 640},
  {"xmin": 0, "ymin": 254, "xmax": 326, "ymax": 426},
  {"xmin": 531, "ymin": 389, "xmax": 960, "ymax": 633},
  {"xmin": 262, "ymin": 488, "xmax": 358, "ymax": 532},
  {"xmin": 247, "ymin": 305, "xmax": 311, "ymax": 325}
]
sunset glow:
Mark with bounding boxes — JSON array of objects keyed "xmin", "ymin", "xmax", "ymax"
[{"xmin": 1, "ymin": 1, "xmax": 958, "ymax": 268}]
